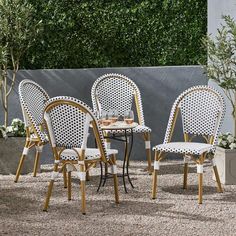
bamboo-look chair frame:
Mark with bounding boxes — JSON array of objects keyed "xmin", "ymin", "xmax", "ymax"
[
  {"xmin": 91, "ymin": 73, "xmax": 152, "ymax": 173},
  {"xmin": 151, "ymin": 86, "xmax": 225, "ymax": 204},
  {"xmin": 15, "ymin": 80, "xmax": 50, "ymax": 182},
  {"xmin": 43, "ymin": 97, "xmax": 119, "ymax": 214}
]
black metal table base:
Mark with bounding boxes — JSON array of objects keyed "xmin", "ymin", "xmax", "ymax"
[{"xmin": 97, "ymin": 129, "xmax": 134, "ymax": 193}]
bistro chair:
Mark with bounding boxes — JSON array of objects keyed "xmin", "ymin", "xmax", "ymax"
[
  {"xmin": 43, "ymin": 96, "xmax": 119, "ymax": 214},
  {"xmin": 91, "ymin": 73, "xmax": 152, "ymax": 173},
  {"xmin": 15, "ymin": 79, "xmax": 50, "ymax": 182},
  {"xmin": 151, "ymin": 85, "xmax": 225, "ymax": 204}
]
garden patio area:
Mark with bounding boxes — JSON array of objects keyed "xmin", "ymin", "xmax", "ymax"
[
  {"xmin": 1, "ymin": 1, "xmax": 236, "ymax": 236},
  {"xmin": 1, "ymin": 160, "xmax": 236, "ymax": 235}
]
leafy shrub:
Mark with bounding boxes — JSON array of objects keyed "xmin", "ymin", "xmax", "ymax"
[
  {"xmin": 22, "ymin": 0, "xmax": 207, "ymax": 68},
  {"xmin": 0, "ymin": 118, "xmax": 26, "ymax": 138},
  {"xmin": 218, "ymin": 133, "xmax": 236, "ymax": 150}
]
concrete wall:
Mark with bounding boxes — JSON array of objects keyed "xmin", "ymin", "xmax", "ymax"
[
  {"xmin": 208, "ymin": 0, "xmax": 236, "ymax": 134},
  {"xmin": 2, "ymin": 66, "xmax": 207, "ymax": 164}
]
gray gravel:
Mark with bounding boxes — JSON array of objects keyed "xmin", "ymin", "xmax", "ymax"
[{"xmin": 0, "ymin": 160, "xmax": 236, "ymax": 236}]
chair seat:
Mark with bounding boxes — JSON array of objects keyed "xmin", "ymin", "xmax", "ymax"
[
  {"xmin": 60, "ymin": 148, "xmax": 118, "ymax": 161},
  {"xmin": 105, "ymin": 124, "xmax": 151, "ymax": 135},
  {"xmin": 153, "ymin": 142, "xmax": 214, "ymax": 155}
]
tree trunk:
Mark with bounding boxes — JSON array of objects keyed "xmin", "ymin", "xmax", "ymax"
[
  {"xmin": 4, "ymin": 91, "xmax": 8, "ymax": 128},
  {"xmin": 234, "ymin": 105, "xmax": 236, "ymax": 137},
  {"xmin": 234, "ymin": 94, "xmax": 236, "ymax": 137},
  {"xmin": 234, "ymin": 117, "xmax": 236, "ymax": 137},
  {"xmin": 4, "ymin": 100, "xmax": 8, "ymax": 128},
  {"xmin": 4, "ymin": 75, "xmax": 8, "ymax": 128}
]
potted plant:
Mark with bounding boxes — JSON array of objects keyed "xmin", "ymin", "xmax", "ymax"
[
  {"xmin": 205, "ymin": 15, "xmax": 236, "ymax": 184},
  {"xmin": 0, "ymin": 118, "xmax": 35, "ymax": 174},
  {"xmin": 0, "ymin": 0, "xmax": 42, "ymax": 174},
  {"xmin": 213, "ymin": 133, "xmax": 236, "ymax": 184}
]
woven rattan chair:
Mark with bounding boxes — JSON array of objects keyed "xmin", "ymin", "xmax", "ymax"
[
  {"xmin": 91, "ymin": 73, "xmax": 152, "ymax": 173},
  {"xmin": 15, "ymin": 79, "xmax": 50, "ymax": 182},
  {"xmin": 151, "ymin": 85, "xmax": 225, "ymax": 204},
  {"xmin": 43, "ymin": 96, "xmax": 119, "ymax": 214}
]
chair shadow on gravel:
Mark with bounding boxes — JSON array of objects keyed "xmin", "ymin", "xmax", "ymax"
[
  {"xmin": 52, "ymin": 199, "xmax": 174, "ymax": 216},
  {"xmin": 207, "ymin": 191, "xmax": 236, "ymax": 203},
  {"xmin": 160, "ymin": 209, "xmax": 222, "ymax": 222},
  {"xmin": 131, "ymin": 162, "xmax": 197, "ymax": 175},
  {"xmin": 0, "ymin": 187, "xmax": 42, "ymax": 217},
  {"xmin": 49, "ymin": 199, "xmax": 221, "ymax": 223},
  {"xmin": 158, "ymin": 163, "xmax": 196, "ymax": 175},
  {"xmin": 162, "ymin": 185, "xmax": 218, "ymax": 195}
]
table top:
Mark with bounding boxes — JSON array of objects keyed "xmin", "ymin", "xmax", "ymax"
[{"xmin": 100, "ymin": 121, "xmax": 138, "ymax": 130}]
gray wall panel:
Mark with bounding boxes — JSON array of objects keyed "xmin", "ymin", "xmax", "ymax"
[
  {"xmin": 2, "ymin": 66, "xmax": 207, "ymax": 164},
  {"xmin": 208, "ymin": 0, "xmax": 236, "ymax": 134}
]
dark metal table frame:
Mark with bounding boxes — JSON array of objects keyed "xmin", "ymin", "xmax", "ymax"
[{"xmin": 97, "ymin": 127, "xmax": 135, "ymax": 193}]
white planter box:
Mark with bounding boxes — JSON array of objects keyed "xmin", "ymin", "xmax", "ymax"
[
  {"xmin": 0, "ymin": 137, "xmax": 37, "ymax": 175},
  {"xmin": 213, "ymin": 146, "xmax": 236, "ymax": 185}
]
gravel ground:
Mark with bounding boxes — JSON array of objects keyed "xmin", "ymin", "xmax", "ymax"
[{"xmin": 0, "ymin": 160, "xmax": 236, "ymax": 236}]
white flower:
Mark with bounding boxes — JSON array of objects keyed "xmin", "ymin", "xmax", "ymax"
[
  {"xmin": 229, "ymin": 143, "xmax": 236, "ymax": 149},
  {"xmin": 227, "ymin": 134, "xmax": 235, "ymax": 143},
  {"xmin": 13, "ymin": 127, "xmax": 18, "ymax": 131},
  {"xmin": 221, "ymin": 141, "xmax": 227, "ymax": 147},
  {"xmin": 6, "ymin": 126, "xmax": 13, "ymax": 133},
  {"xmin": 12, "ymin": 118, "xmax": 21, "ymax": 123}
]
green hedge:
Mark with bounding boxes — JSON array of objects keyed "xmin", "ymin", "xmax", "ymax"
[{"xmin": 22, "ymin": 0, "xmax": 207, "ymax": 69}]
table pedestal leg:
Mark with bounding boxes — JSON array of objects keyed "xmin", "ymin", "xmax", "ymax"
[
  {"xmin": 126, "ymin": 130, "xmax": 134, "ymax": 189},
  {"xmin": 97, "ymin": 129, "xmax": 135, "ymax": 193}
]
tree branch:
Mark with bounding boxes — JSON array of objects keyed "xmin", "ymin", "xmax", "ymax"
[{"xmin": 6, "ymin": 49, "xmax": 18, "ymax": 97}]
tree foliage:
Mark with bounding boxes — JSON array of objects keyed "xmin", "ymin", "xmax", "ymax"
[
  {"xmin": 22, "ymin": 0, "xmax": 207, "ymax": 69},
  {"xmin": 0, "ymin": 0, "xmax": 42, "ymax": 126},
  {"xmin": 204, "ymin": 15, "xmax": 236, "ymax": 134}
]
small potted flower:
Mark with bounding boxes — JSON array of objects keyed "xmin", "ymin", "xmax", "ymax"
[
  {"xmin": 0, "ymin": 118, "xmax": 34, "ymax": 175},
  {"xmin": 213, "ymin": 133, "xmax": 236, "ymax": 184}
]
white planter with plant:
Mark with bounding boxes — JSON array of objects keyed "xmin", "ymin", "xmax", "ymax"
[
  {"xmin": 213, "ymin": 133, "xmax": 236, "ymax": 184},
  {"xmin": 0, "ymin": 118, "xmax": 35, "ymax": 174},
  {"xmin": 205, "ymin": 16, "xmax": 236, "ymax": 184}
]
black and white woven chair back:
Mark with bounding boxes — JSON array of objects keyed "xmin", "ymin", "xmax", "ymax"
[
  {"xmin": 44, "ymin": 96, "xmax": 108, "ymax": 159},
  {"xmin": 164, "ymin": 86, "xmax": 225, "ymax": 145},
  {"xmin": 19, "ymin": 79, "xmax": 50, "ymax": 143},
  {"xmin": 91, "ymin": 73, "xmax": 145, "ymax": 125}
]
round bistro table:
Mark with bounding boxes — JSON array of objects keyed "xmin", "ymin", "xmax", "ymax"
[{"xmin": 97, "ymin": 121, "xmax": 138, "ymax": 193}]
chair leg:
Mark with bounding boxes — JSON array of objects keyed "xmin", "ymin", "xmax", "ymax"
[
  {"xmin": 15, "ymin": 155, "xmax": 26, "ymax": 183},
  {"xmin": 213, "ymin": 164, "xmax": 223, "ymax": 193},
  {"xmin": 111, "ymin": 154, "xmax": 119, "ymax": 204},
  {"xmin": 85, "ymin": 163, "xmax": 90, "ymax": 181},
  {"xmin": 68, "ymin": 171, "xmax": 72, "ymax": 200},
  {"xmin": 113, "ymin": 174, "xmax": 119, "ymax": 204},
  {"xmin": 183, "ymin": 158, "xmax": 188, "ymax": 189},
  {"xmin": 63, "ymin": 167, "xmax": 67, "ymax": 188},
  {"xmin": 198, "ymin": 173, "xmax": 203, "ymax": 204},
  {"xmin": 197, "ymin": 156, "xmax": 204, "ymax": 204},
  {"xmin": 33, "ymin": 151, "xmax": 40, "ymax": 177},
  {"xmin": 80, "ymin": 179, "xmax": 86, "ymax": 214},
  {"xmin": 144, "ymin": 133, "xmax": 152, "ymax": 175},
  {"xmin": 152, "ymin": 169, "xmax": 158, "ymax": 199},
  {"xmin": 14, "ymin": 142, "xmax": 30, "ymax": 183},
  {"xmin": 183, "ymin": 163, "xmax": 188, "ymax": 189},
  {"xmin": 79, "ymin": 164, "xmax": 86, "ymax": 215},
  {"xmin": 43, "ymin": 162, "xmax": 59, "ymax": 211},
  {"xmin": 43, "ymin": 180, "xmax": 55, "ymax": 211},
  {"xmin": 152, "ymin": 151, "xmax": 160, "ymax": 199}
]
